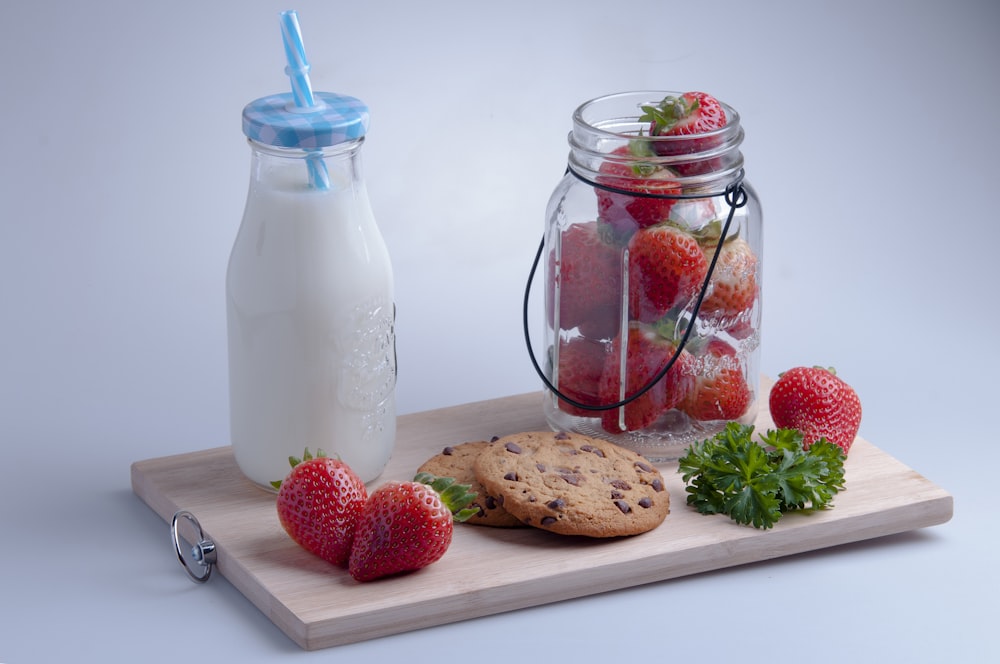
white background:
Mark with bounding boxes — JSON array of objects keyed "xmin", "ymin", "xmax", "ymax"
[{"xmin": 2, "ymin": 0, "xmax": 998, "ymax": 661}]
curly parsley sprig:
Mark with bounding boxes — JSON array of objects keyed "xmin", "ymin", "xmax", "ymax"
[{"xmin": 678, "ymin": 423, "xmax": 846, "ymax": 529}]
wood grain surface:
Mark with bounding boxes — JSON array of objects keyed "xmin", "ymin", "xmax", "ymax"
[{"xmin": 131, "ymin": 382, "xmax": 953, "ymax": 650}]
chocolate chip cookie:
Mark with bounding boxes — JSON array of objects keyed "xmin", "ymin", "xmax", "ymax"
[
  {"xmin": 417, "ymin": 440, "xmax": 524, "ymax": 528},
  {"xmin": 472, "ymin": 431, "xmax": 669, "ymax": 537}
]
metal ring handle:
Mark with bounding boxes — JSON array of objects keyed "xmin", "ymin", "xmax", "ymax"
[{"xmin": 171, "ymin": 510, "xmax": 217, "ymax": 584}]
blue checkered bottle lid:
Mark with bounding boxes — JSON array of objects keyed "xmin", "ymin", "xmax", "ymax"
[{"xmin": 241, "ymin": 91, "xmax": 370, "ymax": 149}]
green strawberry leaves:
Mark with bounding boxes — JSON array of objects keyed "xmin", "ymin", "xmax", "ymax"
[
  {"xmin": 413, "ymin": 472, "xmax": 480, "ymax": 523},
  {"xmin": 270, "ymin": 447, "xmax": 330, "ymax": 490},
  {"xmin": 678, "ymin": 423, "xmax": 846, "ymax": 529},
  {"xmin": 639, "ymin": 94, "xmax": 699, "ymax": 135}
]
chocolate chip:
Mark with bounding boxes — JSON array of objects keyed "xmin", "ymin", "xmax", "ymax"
[
  {"xmin": 490, "ymin": 435, "xmax": 500, "ymax": 442},
  {"xmin": 504, "ymin": 441, "xmax": 522, "ymax": 454},
  {"xmin": 555, "ymin": 432, "xmax": 570, "ymax": 440},
  {"xmin": 546, "ymin": 498, "xmax": 565, "ymax": 510},
  {"xmin": 442, "ymin": 446, "xmax": 455, "ymax": 455},
  {"xmin": 485, "ymin": 495, "xmax": 498, "ymax": 510},
  {"xmin": 536, "ymin": 463, "xmax": 547, "ymax": 472},
  {"xmin": 607, "ymin": 478, "xmax": 632, "ymax": 491},
  {"xmin": 541, "ymin": 516, "xmax": 557, "ymax": 525},
  {"xmin": 614, "ymin": 500, "xmax": 631, "ymax": 514},
  {"xmin": 650, "ymin": 478, "xmax": 664, "ymax": 492},
  {"xmin": 637, "ymin": 497, "xmax": 652, "ymax": 509},
  {"xmin": 504, "ymin": 471, "xmax": 518, "ymax": 481},
  {"xmin": 610, "ymin": 490, "xmax": 624, "ymax": 500},
  {"xmin": 560, "ymin": 472, "xmax": 584, "ymax": 486},
  {"xmin": 580, "ymin": 444, "xmax": 605, "ymax": 457},
  {"xmin": 635, "ymin": 461, "xmax": 653, "ymax": 473}
]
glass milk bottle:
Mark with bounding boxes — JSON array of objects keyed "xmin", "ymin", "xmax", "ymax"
[
  {"xmin": 536, "ymin": 90, "xmax": 762, "ymax": 462},
  {"xmin": 226, "ymin": 91, "xmax": 396, "ymax": 488}
]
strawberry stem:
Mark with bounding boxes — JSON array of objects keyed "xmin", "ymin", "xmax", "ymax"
[
  {"xmin": 413, "ymin": 472, "xmax": 480, "ymax": 523},
  {"xmin": 270, "ymin": 447, "xmax": 329, "ymax": 489},
  {"xmin": 640, "ymin": 94, "xmax": 699, "ymax": 135}
]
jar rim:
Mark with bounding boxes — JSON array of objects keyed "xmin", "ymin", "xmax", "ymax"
[
  {"xmin": 572, "ymin": 90, "xmax": 741, "ymax": 146},
  {"xmin": 567, "ymin": 90, "xmax": 745, "ymax": 184}
]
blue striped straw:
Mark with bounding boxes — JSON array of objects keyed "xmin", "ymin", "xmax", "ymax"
[
  {"xmin": 279, "ymin": 10, "xmax": 330, "ymax": 190},
  {"xmin": 280, "ymin": 10, "xmax": 315, "ymax": 109}
]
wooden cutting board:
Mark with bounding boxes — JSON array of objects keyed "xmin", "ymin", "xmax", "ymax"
[{"xmin": 131, "ymin": 382, "xmax": 953, "ymax": 650}]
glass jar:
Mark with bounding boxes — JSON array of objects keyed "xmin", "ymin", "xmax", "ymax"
[
  {"xmin": 227, "ymin": 92, "xmax": 396, "ymax": 489},
  {"xmin": 533, "ymin": 90, "xmax": 762, "ymax": 462}
]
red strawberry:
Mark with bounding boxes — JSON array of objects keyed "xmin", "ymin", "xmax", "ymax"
[
  {"xmin": 628, "ymin": 222, "xmax": 708, "ymax": 323},
  {"xmin": 723, "ymin": 316, "xmax": 756, "ymax": 341},
  {"xmin": 348, "ymin": 473, "xmax": 477, "ymax": 582},
  {"xmin": 699, "ymin": 236, "xmax": 758, "ymax": 325},
  {"xmin": 547, "ymin": 220, "xmax": 623, "ymax": 339},
  {"xmin": 598, "ymin": 322, "xmax": 695, "ymax": 434},
  {"xmin": 274, "ymin": 449, "xmax": 368, "ymax": 567},
  {"xmin": 554, "ymin": 335, "xmax": 610, "ymax": 417},
  {"xmin": 769, "ymin": 366, "xmax": 862, "ymax": 454},
  {"xmin": 640, "ymin": 91, "xmax": 727, "ymax": 175},
  {"xmin": 596, "ymin": 145, "xmax": 682, "ymax": 239},
  {"xmin": 641, "ymin": 91, "xmax": 726, "ymax": 138},
  {"xmin": 680, "ymin": 339, "xmax": 751, "ymax": 421}
]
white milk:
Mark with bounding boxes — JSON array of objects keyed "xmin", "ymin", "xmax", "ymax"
[{"xmin": 226, "ymin": 165, "xmax": 396, "ymax": 488}]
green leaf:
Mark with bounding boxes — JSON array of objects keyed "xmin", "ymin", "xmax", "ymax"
[
  {"xmin": 271, "ymin": 448, "xmax": 331, "ymax": 489},
  {"xmin": 724, "ymin": 484, "xmax": 782, "ymax": 529},
  {"xmin": 677, "ymin": 423, "xmax": 846, "ymax": 529},
  {"xmin": 638, "ymin": 94, "xmax": 698, "ymax": 135},
  {"xmin": 413, "ymin": 472, "xmax": 480, "ymax": 523}
]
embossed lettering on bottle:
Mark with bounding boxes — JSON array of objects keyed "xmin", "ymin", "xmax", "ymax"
[{"xmin": 335, "ymin": 296, "xmax": 396, "ymax": 440}]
